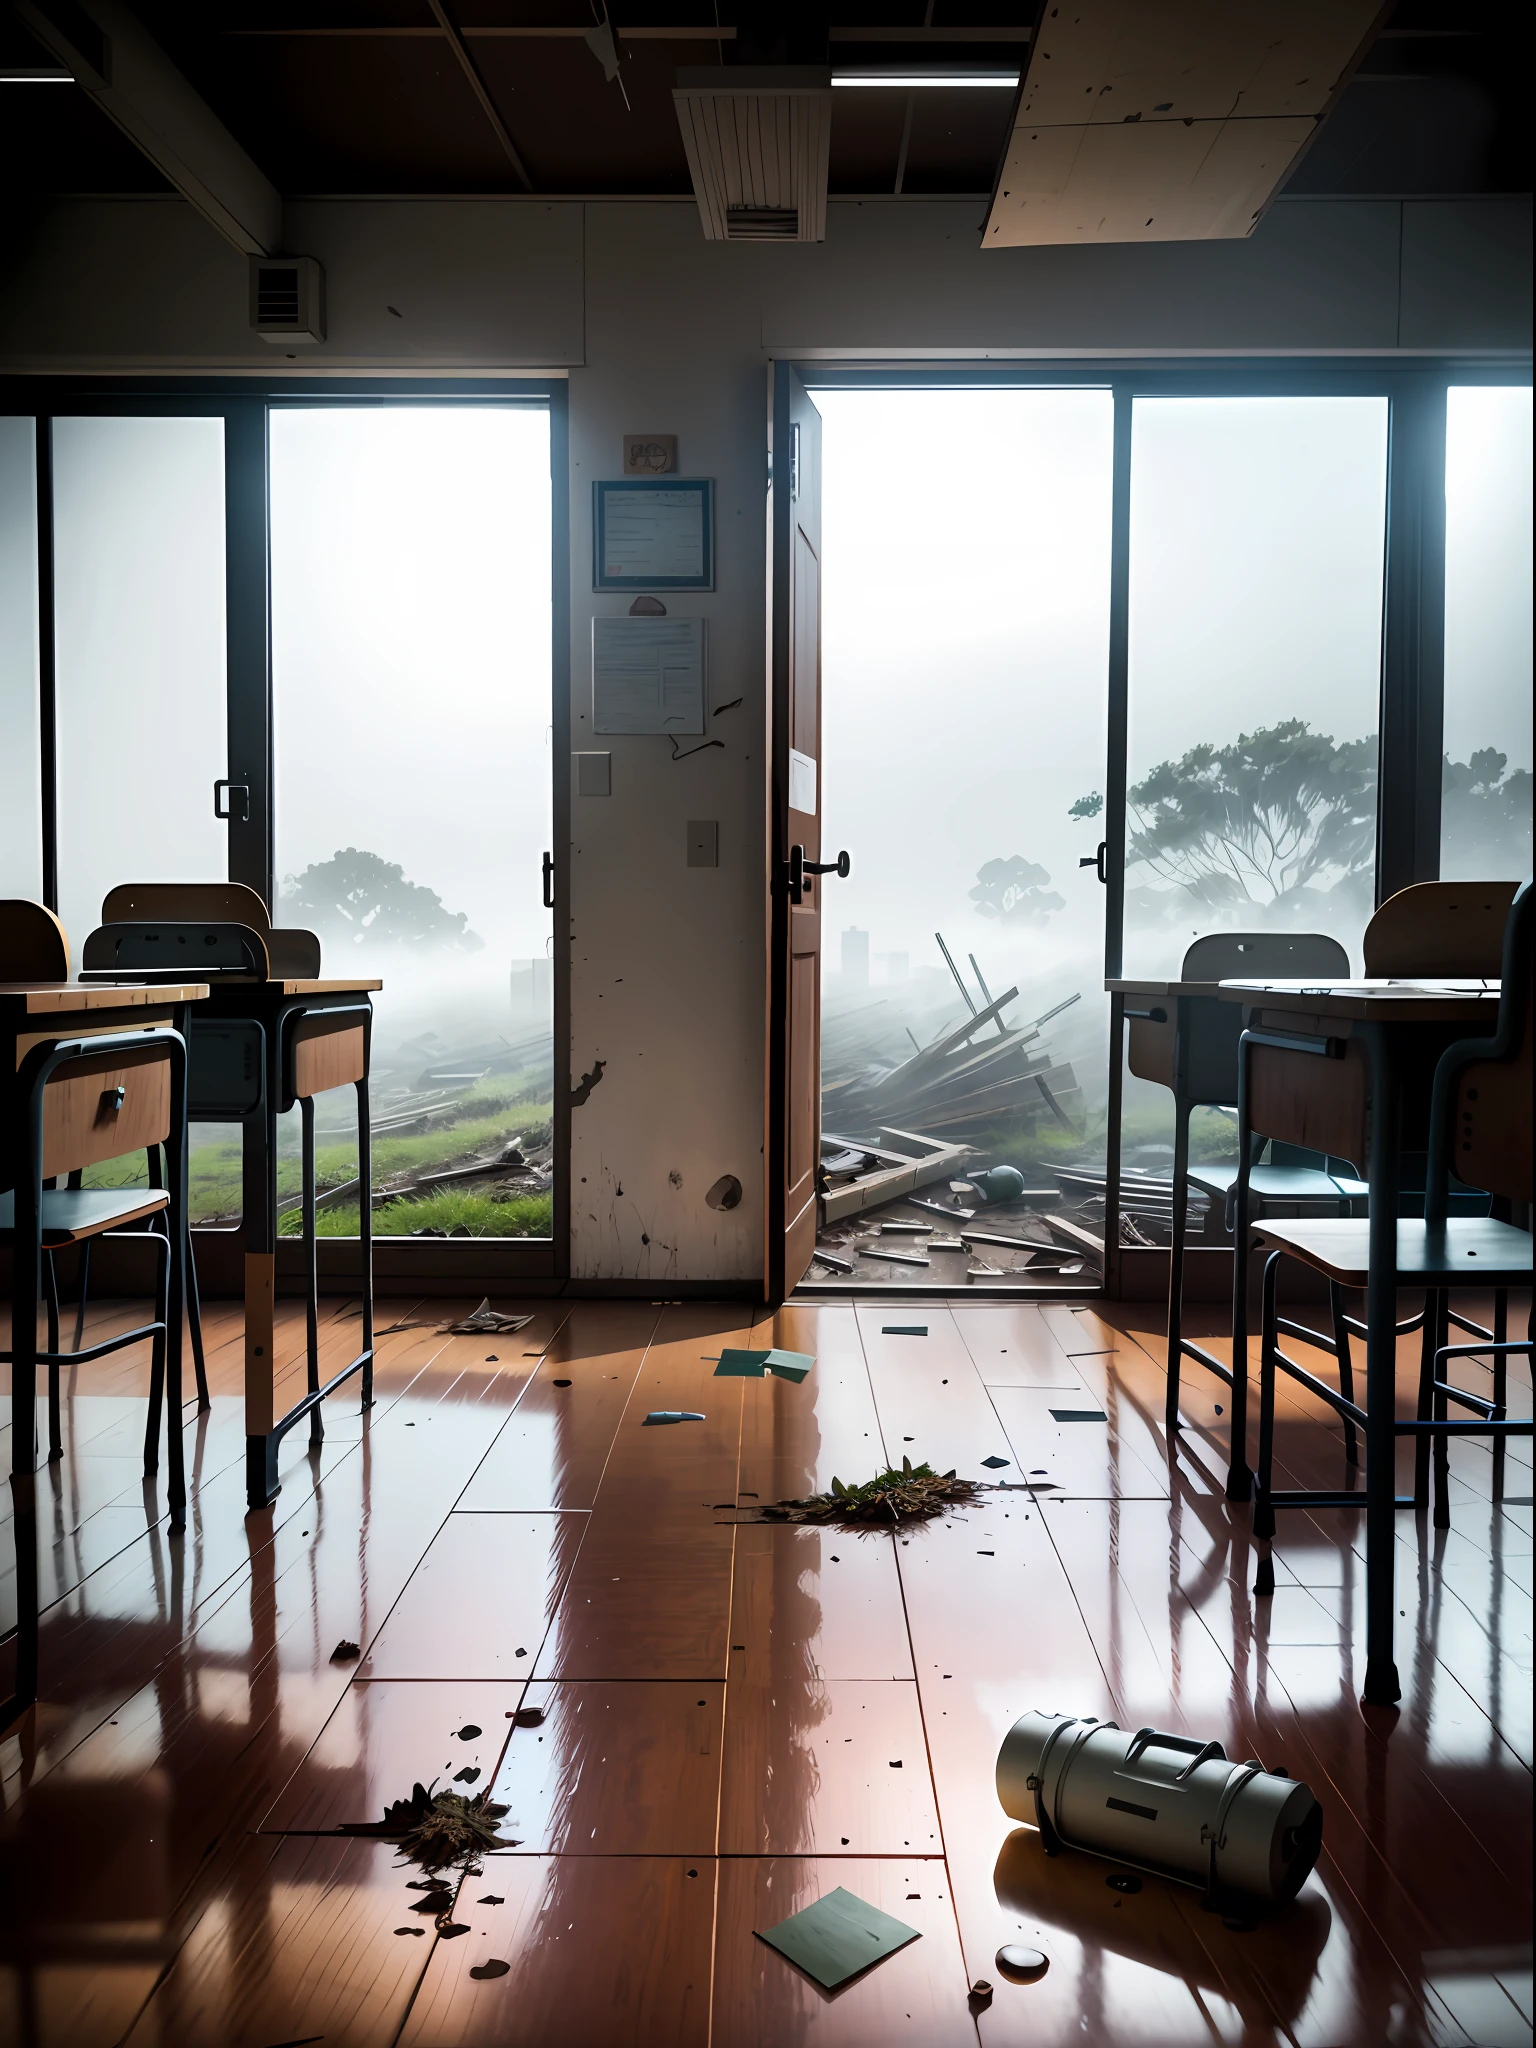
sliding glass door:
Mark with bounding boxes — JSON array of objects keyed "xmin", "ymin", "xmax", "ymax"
[{"xmin": 268, "ymin": 404, "xmax": 556, "ymax": 1245}]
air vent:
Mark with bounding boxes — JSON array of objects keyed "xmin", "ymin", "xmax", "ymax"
[
  {"xmin": 726, "ymin": 208, "xmax": 799, "ymax": 241},
  {"xmin": 673, "ymin": 68, "xmax": 832, "ymax": 243},
  {"xmin": 248, "ymin": 255, "xmax": 326, "ymax": 344}
]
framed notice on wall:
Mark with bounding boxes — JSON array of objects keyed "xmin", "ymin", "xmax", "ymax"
[{"xmin": 593, "ymin": 477, "xmax": 714, "ymax": 592}]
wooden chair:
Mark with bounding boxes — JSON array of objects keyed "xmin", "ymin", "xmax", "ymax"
[
  {"xmin": 1249, "ymin": 881, "xmax": 1533, "ymax": 1590},
  {"xmin": 1, "ymin": 900, "xmax": 190, "ymax": 1723},
  {"xmin": 1130, "ymin": 931, "xmax": 1362, "ymax": 1449}
]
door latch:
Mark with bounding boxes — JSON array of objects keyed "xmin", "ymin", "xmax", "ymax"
[
  {"xmin": 1079, "ymin": 840, "xmax": 1108, "ymax": 885},
  {"xmin": 784, "ymin": 845, "xmax": 850, "ymax": 904},
  {"xmin": 214, "ymin": 779, "xmax": 250, "ymax": 822},
  {"xmin": 542, "ymin": 852, "xmax": 555, "ymax": 909}
]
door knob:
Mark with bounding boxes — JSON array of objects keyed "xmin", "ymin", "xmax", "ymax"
[
  {"xmin": 804, "ymin": 851, "xmax": 851, "ymax": 879},
  {"xmin": 1079, "ymin": 841, "xmax": 1108, "ymax": 885}
]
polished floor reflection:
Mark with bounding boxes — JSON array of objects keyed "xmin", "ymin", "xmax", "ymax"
[{"xmin": 1, "ymin": 1286, "xmax": 1529, "ymax": 2045}]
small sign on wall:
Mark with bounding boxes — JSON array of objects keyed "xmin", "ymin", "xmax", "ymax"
[{"xmin": 623, "ymin": 434, "xmax": 677, "ymax": 475}]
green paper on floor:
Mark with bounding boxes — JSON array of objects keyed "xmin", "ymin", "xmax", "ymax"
[
  {"xmin": 713, "ymin": 1348, "xmax": 814, "ymax": 1384},
  {"xmin": 755, "ymin": 1885, "xmax": 920, "ymax": 1991}
]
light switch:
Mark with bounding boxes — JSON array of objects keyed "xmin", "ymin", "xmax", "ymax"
[
  {"xmin": 687, "ymin": 819, "xmax": 718, "ymax": 868},
  {"xmin": 576, "ymin": 751, "xmax": 611, "ymax": 796}
]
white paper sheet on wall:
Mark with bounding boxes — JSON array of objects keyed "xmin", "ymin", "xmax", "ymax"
[
  {"xmin": 592, "ymin": 616, "xmax": 706, "ymax": 734},
  {"xmin": 602, "ymin": 488, "xmax": 706, "ymax": 581}
]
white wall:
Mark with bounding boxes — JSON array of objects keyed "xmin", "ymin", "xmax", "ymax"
[{"xmin": 2, "ymin": 191, "xmax": 1529, "ymax": 1285}]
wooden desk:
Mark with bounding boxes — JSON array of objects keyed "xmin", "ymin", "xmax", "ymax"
[{"xmin": 1218, "ymin": 977, "xmax": 1501, "ymax": 1706}]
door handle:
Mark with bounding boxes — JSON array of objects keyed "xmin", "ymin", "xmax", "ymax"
[
  {"xmin": 1079, "ymin": 840, "xmax": 1108, "ymax": 885},
  {"xmin": 784, "ymin": 845, "xmax": 850, "ymax": 904},
  {"xmin": 542, "ymin": 852, "xmax": 555, "ymax": 909},
  {"xmin": 214, "ymin": 778, "xmax": 250, "ymax": 823}
]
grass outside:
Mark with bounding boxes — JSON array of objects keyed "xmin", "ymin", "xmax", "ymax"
[
  {"xmin": 289, "ymin": 1188, "xmax": 553, "ymax": 1237},
  {"xmin": 81, "ymin": 1078, "xmax": 555, "ymax": 1227}
]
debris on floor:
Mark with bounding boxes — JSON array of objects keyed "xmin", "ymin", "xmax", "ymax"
[
  {"xmin": 340, "ymin": 1779, "xmax": 515, "ymax": 1873},
  {"xmin": 642, "ymin": 1409, "xmax": 706, "ymax": 1425},
  {"xmin": 759, "ymin": 1457, "xmax": 984, "ymax": 1526},
  {"xmin": 330, "ymin": 1639, "xmax": 361, "ymax": 1662},
  {"xmin": 445, "ymin": 1300, "xmax": 536, "ymax": 1336},
  {"xmin": 996, "ymin": 1944, "xmax": 1050, "ymax": 1982},
  {"xmin": 755, "ymin": 1884, "xmax": 921, "ymax": 1991},
  {"xmin": 712, "ymin": 1348, "xmax": 815, "ymax": 1383}
]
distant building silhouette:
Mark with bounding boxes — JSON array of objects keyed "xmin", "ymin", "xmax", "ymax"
[{"xmin": 841, "ymin": 927, "xmax": 869, "ymax": 988}]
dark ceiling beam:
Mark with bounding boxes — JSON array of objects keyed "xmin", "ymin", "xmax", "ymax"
[
  {"xmin": 425, "ymin": 0, "xmax": 534, "ymax": 191},
  {"xmin": 16, "ymin": 0, "xmax": 282, "ymax": 252}
]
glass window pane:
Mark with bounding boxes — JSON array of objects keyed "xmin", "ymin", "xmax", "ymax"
[
  {"xmin": 0, "ymin": 417, "xmax": 43, "ymax": 901},
  {"xmin": 1441, "ymin": 385, "xmax": 1533, "ymax": 882},
  {"xmin": 1121, "ymin": 395, "xmax": 1387, "ymax": 1186},
  {"xmin": 817, "ymin": 388, "xmax": 1114, "ymax": 1287},
  {"xmin": 51, "ymin": 416, "xmax": 229, "ymax": 962},
  {"xmin": 270, "ymin": 406, "xmax": 554, "ymax": 1243}
]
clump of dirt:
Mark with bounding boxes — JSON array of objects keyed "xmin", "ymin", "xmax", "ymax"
[
  {"xmin": 343, "ymin": 1780, "xmax": 515, "ymax": 1874},
  {"xmin": 760, "ymin": 1457, "xmax": 984, "ymax": 1526}
]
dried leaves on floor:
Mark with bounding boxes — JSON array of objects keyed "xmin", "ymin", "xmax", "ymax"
[
  {"xmin": 341, "ymin": 1780, "xmax": 515, "ymax": 1873},
  {"xmin": 759, "ymin": 1457, "xmax": 984, "ymax": 1526}
]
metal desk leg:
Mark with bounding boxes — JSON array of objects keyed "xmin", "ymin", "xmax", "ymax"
[
  {"xmin": 358, "ymin": 1070, "xmax": 374, "ymax": 1411},
  {"xmin": 243, "ymin": 1092, "xmax": 279, "ymax": 1512},
  {"xmin": 1227, "ymin": 1042, "xmax": 1256, "ymax": 1501},
  {"xmin": 5, "ymin": 1175, "xmax": 43, "ymax": 1719},
  {"xmin": 301, "ymin": 1095, "xmax": 322, "ymax": 1447},
  {"xmin": 1362, "ymin": 1022, "xmax": 1402, "ymax": 1707},
  {"xmin": 1166, "ymin": 1092, "xmax": 1191, "ymax": 1437},
  {"xmin": 164, "ymin": 1032, "xmax": 188, "ymax": 1532}
]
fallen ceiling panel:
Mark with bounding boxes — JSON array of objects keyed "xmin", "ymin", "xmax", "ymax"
[{"xmin": 984, "ymin": 0, "xmax": 1386, "ymax": 248}]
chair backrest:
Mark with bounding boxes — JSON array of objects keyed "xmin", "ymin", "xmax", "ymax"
[
  {"xmin": 1167, "ymin": 930, "xmax": 1351, "ymax": 1108},
  {"xmin": 0, "ymin": 900, "xmax": 70, "ymax": 981},
  {"xmin": 1181, "ymin": 930, "xmax": 1351, "ymax": 982},
  {"xmin": 1363, "ymin": 880, "xmax": 1517, "ymax": 979},
  {"xmin": 1427, "ymin": 880, "xmax": 1534, "ymax": 1215},
  {"xmin": 102, "ymin": 881, "xmax": 274, "ymax": 932}
]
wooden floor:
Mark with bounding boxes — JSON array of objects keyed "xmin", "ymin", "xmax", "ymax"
[{"xmin": 0, "ymin": 1286, "xmax": 1530, "ymax": 2047}]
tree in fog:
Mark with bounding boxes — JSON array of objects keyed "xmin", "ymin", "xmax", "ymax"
[
  {"xmin": 281, "ymin": 848, "xmax": 484, "ymax": 951},
  {"xmin": 1113, "ymin": 720, "xmax": 1376, "ymax": 914},
  {"xmin": 971, "ymin": 855, "xmax": 1065, "ymax": 925},
  {"xmin": 1441, "ymin": 749, "xmax": 1533, "ymax": 874}
]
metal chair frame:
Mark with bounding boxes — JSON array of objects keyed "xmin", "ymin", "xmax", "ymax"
[{"xmin": 2, "ymin": 1025, "xmax": 189, "ymax": 1726}]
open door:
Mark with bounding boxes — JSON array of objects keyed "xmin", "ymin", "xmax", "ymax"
[{"xmin": 767, "ymin": 364, "xmax": 845, "ymax": 1301}]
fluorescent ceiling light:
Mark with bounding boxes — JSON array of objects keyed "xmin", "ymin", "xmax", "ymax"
[
  {"xmin": 1, "ymin": 67, "xmax": 74, "ymax": 81},
  {"xmin": 832, "ymin": 70, "xmax": 1019, "ymax": 88}
]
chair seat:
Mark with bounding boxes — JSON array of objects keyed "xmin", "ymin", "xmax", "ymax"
[
  {"xmin": 0, "ymin": 1187, "xmax": 169, "ymax": 1245},
  {"xmin": 1187, "ymin": 1161, "xmax": 1368, "ymax": 1203},
  {"xmin": 1251, "ymin": 1214, "xmax": 1532, "ymax": 1288}
]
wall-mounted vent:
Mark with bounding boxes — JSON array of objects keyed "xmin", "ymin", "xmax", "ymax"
[
  {"xmin": 673, "ymin": 68, "xmax": 832, "ymax": 244},
  {"xmin": 248, "ymin": 255, "xmax": 326, "ymax": 343}
]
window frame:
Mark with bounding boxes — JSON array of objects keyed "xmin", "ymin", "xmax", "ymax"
[{"xmin": 3, "ymin": 374, "xmax": 571, "ymax": 1285}]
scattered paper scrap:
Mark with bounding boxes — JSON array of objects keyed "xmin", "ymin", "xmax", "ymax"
[
  {"xmin": 980, "ymin": 1456, "xmax": 1011, "ymax": 1470},
  {"xmin": 756, "ymin": 1885, "xmax": 921, "ymax": 1992},
  {"xmin": 470, "ymin": 1959, "xmax": 511, "ymax": 1979},
  {"xmin": 1050, "ymin": 1408, "xmax": 1108, "ymax": 1422},
  {"xmin": 882, "ymin": 1325, "xmax": 928, "ymax": 1336},
  {"xmin": 643, "ymin": 1410, "xmax": 706, "ymax": 1425},
  {"xmin": 445, "ymin": 1300, "xmax": 536, "ymax": 1336},
  {"xmin": 712, "ymin": 1348, "xmax": 814, "ymax": 1383},
  {"xmin": 330, "ymin": 1639, "xmax": 361, "ymax": 1662}
]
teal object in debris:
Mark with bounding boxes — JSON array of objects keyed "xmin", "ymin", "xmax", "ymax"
[
  {"xmin": 713, "ymin": 1348, "xmax": 814, "ymax": 1384},
  {"xmin": 967, "ymin": 1165, "xmax": 1027, "ymax": 1205}
]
